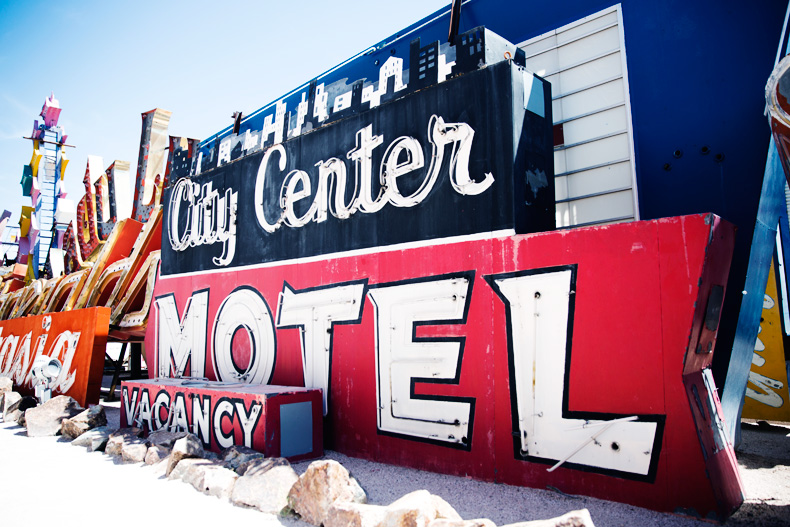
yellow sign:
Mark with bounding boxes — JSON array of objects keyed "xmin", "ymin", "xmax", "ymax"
[{"xmin": 743, "ymin": 259, "xmax": 790, "ymax": 421}]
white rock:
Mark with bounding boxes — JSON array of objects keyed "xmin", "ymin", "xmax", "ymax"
[
  {"xmin": 61, "ymin": 405, "xmax": 107, "ymax": 439},
  {"xmin": 122, "ymin": 440, "xmax": 149, "ymax": 463},
  {"xmin": 187, "ymin": 461, "xmax": 239, "ymax": 500},
  {"xmin": 0, "ymin": 377, "xmax": 12, "ymax": 409},
  {"xmin": 145, "ymin": 445, "xmax": 170, "ymax": 465},
  {"xmin": 104, "ymin": 428, "xmax": 144, "ymax": 456},
  {"xmin": 166, "ymin": 433, "xmax": 205, "ymax": 476},
  {"xmin": 169, "ymin": 458, "xmax": 238, "ymax": 500},
  {"xmin": 288, "ymin": 459, "xmax": 367, "ymax": 526},
  {"xmin": 71, "ymin": 427, "xmax": 111, "ymax": 451},
  {"xmin": 2, "ymin": 392, "xmax": 22, "ymax": 421},
  {"xmin": 169, "ymin": 458, "xmax": 205, "ymax": 481},
  {"xmin": 380, "ymin": 490, "xmax": 462, "ymax": 527},
  {"xmin": 11, "ymin": 397, "xmax": 38, "ymax": 425},
  {"xmin": 231, "ymin": 464, "xmax": 298, "ymax": 514},
  {"xmin": 326, "ymin": 502, "xmax": 389, "ymax": 527},
  {"xmin": 25, "ymin": 395, "xmax": 81, "ymax": 437}
]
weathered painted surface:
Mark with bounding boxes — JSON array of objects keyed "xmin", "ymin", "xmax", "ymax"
[
  {"xmin": 0, "ymin": 307, "xmax": 109, "ymax": 406},
  {"xmin": 146, "ymin": 213, "xmax": 740, "ymax": 517},
  {"xmin": 742, "ymin": 259, "xmax": 790, "ymax": 422},
  {"xmin": 162, "ymin": 58, "xmax": 553, "ymax": 274},
  {"xmin": 132, "ymin": 109, "xmax": 171, "ymax": 223},
  {"xmin": 22, "ymin": 93, "xmax": 69, "ymax": 279},
  {"xmin": 0, "ymin": 208, "xmax": 162, "ymax": 348},
  {"xmin": 197, "ymin": 2, "xmax": 787, "ymax": 409},
  {"xmin": 725, "ymin": 47, "xmax": 790, "ymax": 439},
  {"xmin": 120, "ymin": 378, "xmax": 323, "ymax": 461}
]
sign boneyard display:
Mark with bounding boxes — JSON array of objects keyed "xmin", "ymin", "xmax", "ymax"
[
  {"xmin": 0, "ymin": 98, "xmax": 170, "ymax": 410},
  {"xmin": 143, "ymin": 27, "xmax": 744, "ymax": 519}
]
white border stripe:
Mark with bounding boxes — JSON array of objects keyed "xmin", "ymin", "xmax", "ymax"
[{"xmin": 159, "ymin": 228, "xmax": 516, "ymax": 280}]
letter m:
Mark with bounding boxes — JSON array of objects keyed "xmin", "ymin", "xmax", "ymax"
[{"xmin": 154, "ymin": 290, "xmax": 209, "ymax": 378}]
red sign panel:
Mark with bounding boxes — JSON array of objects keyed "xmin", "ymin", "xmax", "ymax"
[
  {"xmin": 120, "ymin": 378, "xmax": 323, "ymax": 461},
  {"xmin": 145, "ymin": 213, "xmax": 740, "ymax": 518},
  {"xmin": 0, "ymin": 308, "xmax": 110, "ymax": 406}
]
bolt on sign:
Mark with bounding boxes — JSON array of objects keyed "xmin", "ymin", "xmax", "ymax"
[{"xmin": 148, "ymin": 27, "xmax": 743, "ymax": 519}]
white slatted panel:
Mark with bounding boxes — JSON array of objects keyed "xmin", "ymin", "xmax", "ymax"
[{"xmin": 518, "ymin": 4, "xmax": 639, "ymax": 228}]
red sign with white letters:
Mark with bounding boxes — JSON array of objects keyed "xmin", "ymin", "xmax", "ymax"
[
  {"xmin": 145, "ymin": 213, "xmax": 741, "ymax": 518},
  {"xmin": 0, "ymin": 308, "xmax": 110, "ymax": 406},
  {"xmin": 120, "ymin": 378, "xmax": 323, "ymax": 461}
]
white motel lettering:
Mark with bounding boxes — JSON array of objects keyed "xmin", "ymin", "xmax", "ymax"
[{"xmin": 154, "ymin": 268, "xmax": 660, "ymax": 476}]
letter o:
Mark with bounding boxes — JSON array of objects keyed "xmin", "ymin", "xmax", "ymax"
[{"xmin": 212, "ymin": 287, "xmax": 276, "ymax": 385}]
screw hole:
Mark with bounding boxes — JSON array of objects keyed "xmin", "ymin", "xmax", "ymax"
[
  {"xmin": 700, "ymin": 146, "xmax": 711, "ymax": 155},
  {"xmin": 534, "ymin": 292, "xmax": 541, "ymax": 299},
  {"xmin": 663, "ymin": 163, "xmax": 672, "ymax": 171},
  {"xmin": 714, "ymin": 153, "xmax": 725, "ymax": 163},
  {"xmin": 673, "ymin": 149, "xmax": 683, "ymax": 159},
  {"xmin": 611, "ymin": 442, "xmax": 620, "ymax": 452}
]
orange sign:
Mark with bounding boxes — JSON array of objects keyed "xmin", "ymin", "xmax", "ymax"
[{"xmin": 0, "ymin": 307, "xmax": 110, "ymax": 406}]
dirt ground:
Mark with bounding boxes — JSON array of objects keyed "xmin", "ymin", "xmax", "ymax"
[
  {"xmin": 727, "ymin": 421, "xmax": 790, "ymax": 526},
  {"xmin": 0, "ymin": 404, "xmax": 787, "ymax": 526}
]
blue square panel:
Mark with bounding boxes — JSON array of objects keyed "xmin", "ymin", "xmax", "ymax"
[{"xmin": 279, "ymin": 401, "xmax": 313, "ymax": 458}]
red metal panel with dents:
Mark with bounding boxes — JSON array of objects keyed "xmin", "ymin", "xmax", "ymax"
[
  {"xmin": 145, "ymin": 213, "xmax": 741, "ymax": 518},
  {"xmin": 0, "ymin": 307, "xmax": 110, "ymax": 407}
]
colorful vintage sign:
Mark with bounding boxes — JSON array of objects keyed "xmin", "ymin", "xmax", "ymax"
[
  {"xmin": 0, "ymin": 308, "xmax": 109, "ymax": 406},
  {"xmin": 162, "ymin": 57, "xmax": 553, "ymax": 274},
  {"xmin": 120, "ymin": 378, "xmax": 323, "ymax": 461},
  {"xmin": 146, "ymin": 213, "xmax": 741, "ymax": 518},
  {"xmin": 742, "ymin": 259, "xmax": 790, "ymax": 422}
]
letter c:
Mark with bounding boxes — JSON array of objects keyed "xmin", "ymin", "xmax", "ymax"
[
  {"xmin": 167, "ymin": 178, "xmax": 192, "ymax": 251},
  {"xmin": 255, "ymin": 145, "xmax": 287, "ymax": 233}
]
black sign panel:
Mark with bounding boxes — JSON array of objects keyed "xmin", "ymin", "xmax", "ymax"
[{"xmin": 162, "ymin": 61, "xmax": 553, "ymax": 275}]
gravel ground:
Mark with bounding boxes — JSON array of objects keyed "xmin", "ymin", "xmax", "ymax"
[{"xmin": 0, "ymin": 403, "xmax": 787, "ymax": 527}]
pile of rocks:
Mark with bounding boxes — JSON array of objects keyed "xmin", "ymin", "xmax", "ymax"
[{"xmin": 0, "ymin": 380, "xmax": 594, "ymax": 527}]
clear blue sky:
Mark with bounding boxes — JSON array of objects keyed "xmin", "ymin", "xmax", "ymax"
[{"xmin": 0, "ymin": 0, "xmax": 450, "ymax": 219}]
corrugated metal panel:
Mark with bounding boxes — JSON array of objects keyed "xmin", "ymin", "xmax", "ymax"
[{"xmin": 518, "ymin": 4, "xmax": 639, "ymax": 228}]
